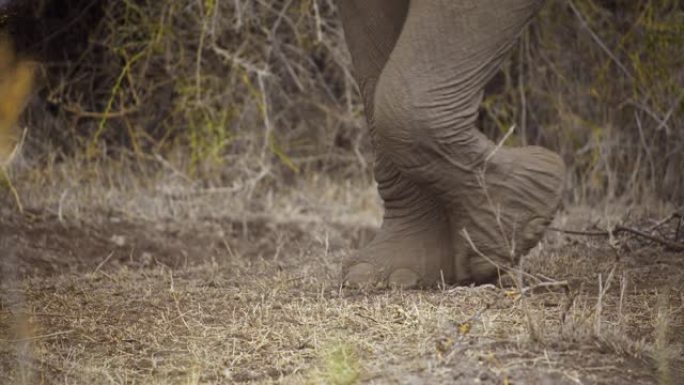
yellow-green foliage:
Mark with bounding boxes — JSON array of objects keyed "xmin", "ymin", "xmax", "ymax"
[
  {"xmin": 11, "ymin": 0, "xmax": 684, "ymax": 203},
  {"xmin": 0, "ymin": 36, "xmax": 32, "ymax": 166},
  {"xmin": 308, "ymin": 343, "xmax": 360, "ymax": 385}
]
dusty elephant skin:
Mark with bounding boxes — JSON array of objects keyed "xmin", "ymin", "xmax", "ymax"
[{"xmin": 339, "ymin": 0, "xmax": 566, "ymax": 288}]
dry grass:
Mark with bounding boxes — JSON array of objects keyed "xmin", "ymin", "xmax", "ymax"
[
  {"xmin": 1, "ymin": 238, "xmax": 681, "ymax": 384},
  {"xmin": 1, "ymin": 163, "xmax": 682, "ymax": 385}
]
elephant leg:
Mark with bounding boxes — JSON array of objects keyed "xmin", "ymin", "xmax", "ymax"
[
  {"xmin": 374, "ymin": 0, "xmax": 565, "ymax": 283},
  {"xmin": 337, "ymin": 0, "xmax": 454, "ymax": 287}
]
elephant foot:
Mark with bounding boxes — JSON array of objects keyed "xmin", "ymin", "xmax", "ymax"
[
  {"xmin": 449, "ymin": 145, "xmax": 566, "ymax": 283},
  {"xmin": 343, "ymin": 187, "xmax": 454, "ymax": 288}
]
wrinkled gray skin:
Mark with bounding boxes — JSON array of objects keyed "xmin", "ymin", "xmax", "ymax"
[{"xmin": 338, "ymin": 0, "xmax": 566, "ymax": 288}]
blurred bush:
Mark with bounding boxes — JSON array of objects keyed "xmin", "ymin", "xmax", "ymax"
[
  {"xmin": 0, "ymin": 35, "xmax": 33, "ymax": 166},
  {"xmin": 1, "ymin": 0, "xmax": 682, "ymax": 203}
]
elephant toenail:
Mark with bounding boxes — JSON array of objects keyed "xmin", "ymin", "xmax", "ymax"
[{"xmin": 345, "ymin": 262, "xmax": 376, "ymax": 286}]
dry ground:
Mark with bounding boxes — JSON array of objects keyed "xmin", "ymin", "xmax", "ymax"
[{"xmin": 0, "ymin": 164, "xmax": 683, "ymax": 385}]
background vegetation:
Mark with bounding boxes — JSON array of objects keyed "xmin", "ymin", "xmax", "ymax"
[
  {"xmin": 1, "ymin": 2, "xmax": 682, "ymax": 384},
  {"xmin": 2, "ymin": 0, "xmax": 683, "ymax": 204}
]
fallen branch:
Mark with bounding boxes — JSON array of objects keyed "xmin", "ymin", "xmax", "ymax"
[
  {"xmin": 549, "ymin": 223, "xmax": 684, "ymax": 251},
  {"xmin": 614, "ymin": 225, "xmax": 684, "ymax": 251},
  {"xmin": 649, "ymin": 213, "xmax": 680, "ymax": 233}
]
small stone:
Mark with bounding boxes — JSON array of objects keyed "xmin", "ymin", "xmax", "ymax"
[
  {"xmin": 141, "ymin": 252, "xmax": 153, "ymax": 266},
  {"xmin": 110, "ymin": 235, "xmax": 126, "ymax": 246}
]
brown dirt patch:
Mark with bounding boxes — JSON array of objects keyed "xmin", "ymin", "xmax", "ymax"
[
  {"xmin": 1, "ymin": 206, "xmax": 683, "ymax": 384},
  {"xmin": 0, "ymin": 207, "xmax": 374, "ymax": 278}
]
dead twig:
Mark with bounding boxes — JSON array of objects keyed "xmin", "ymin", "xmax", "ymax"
[
  {"xmin": 93, "ymin": 251, "xmax": 115, "ymax": 274},
  {"xmin": 0, "ymin": 330, "xmax": 73, "ymax": 343},
  {"xmin": 648, "ymin": 213, "xmax": 679, "ymax": 233},
  {"xmin": 0, "ymin": 127, "xmax": 27, "ymax": 213},
  {"xmin": 548, "ymin": 227, "xmax": 609, "ymax": 237},
  {"xmin": 614, "ymin": 225, "xmax": 684, "ymax": 251},
  {"xmin": 61, "ymin": 103, "xmax": 140, "ymax": 119},
  {"xmin": 520, "ymin": 280, "xmax": 570, "ymax": 295},
  {"xmin": 549, "ymin": 224, "xmax": 684, "ymax": 251},
  {"xmin": 567, "ymin": 0, "xmax": 633, "ymax": 82}
]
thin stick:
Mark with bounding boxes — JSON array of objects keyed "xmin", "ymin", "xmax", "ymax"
[
  {"xmin": 567, "ymin": 0, "xmax": 633, "ymax": 81},
  {"xmin": 312, "ymin": 0, "xmax": 323, "ymax": 43},
  {"xmin": 61, "ymin": 103, "xmax": 139, "ymax": 119},
  {"xmin": 649, "ymin": 213, "xmax": 678, "ymax": 233},
  {"xmin": 614, "ymin": 225, "xmax": 684, "ymax": 251},
  {"xmin": 484, "ymin": 124, "xmax": 516, "ymax": 165},
  {"xmin": 520, "ymin": 280, "xmax": 570, "ymax": 295},
  {"xmin": 93, "ymin": 251, "xmax": 115, "ymax": 274},
  {"xmin": 549, "ymin": 224, "xmax": 684, "ymax": 251},
  {"xmin": 479, "ymin": 124, "xmax": 517, "ymax": 254},
  {"xmin": 654, "ymin": 89, "xmax": 684, "ymax": 133},
  {"xmin": 233, "ymin": 0, "xmax": 243, "ymax": 29},
  {"xmin": 461, "ymin": 228, "xmax": 541, "ymax": 284},
  {"xmin": 0, "ymin": 330, "xmax": 73, "ymax": 343},
  {"xmin": 0, "ymin": 167, "xmax": 23, "ymax": 214},
  {"xmin": 548, "ymin": 227, "xmax": 608, "ymax": 237},
  {"xmin": 0, "ymin": 126, "xmax": 27, "ymax": 213}
]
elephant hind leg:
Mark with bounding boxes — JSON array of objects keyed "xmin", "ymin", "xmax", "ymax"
[{"xmin": 373, "ymin": 0, "xmax": 565, "ymax": 282}]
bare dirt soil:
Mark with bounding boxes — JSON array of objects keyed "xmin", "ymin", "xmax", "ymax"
[{"xmin": 1, "ymin": 201, "xmax": 683, "ymax": 384}]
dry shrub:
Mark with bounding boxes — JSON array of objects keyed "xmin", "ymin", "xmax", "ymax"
[
  {"xmin": 4, "ymin": 0, "xmax": 361, "ymax": 178},
  {"xmin": 484, "ymin": 0, "xmax": 684, "ymax": 204},
  {"xmin": 2, "ymin": 0, "xmax": 683, "ymax": 203}
]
